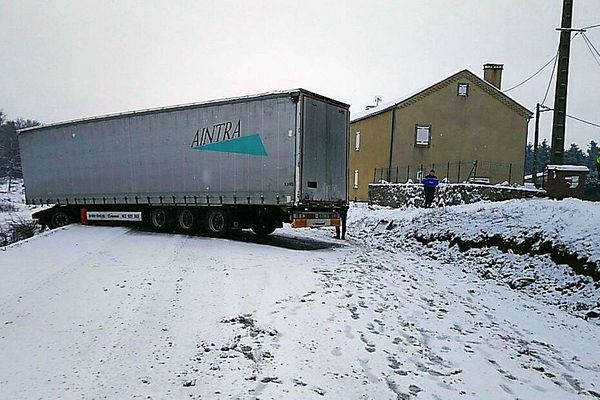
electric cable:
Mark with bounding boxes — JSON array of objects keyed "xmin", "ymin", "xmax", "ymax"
[
  {"xmin": 541, "ymin": 49, "xmax": 560, "ymax": 105},
  {"xmin": 582, "ymin": 23, "xmax": 600, "ymax": 30},
  {"xmin": 582, "ymin": 32, "xmax": 600, "ymax": 61},
  {"xmin": 567, "ymin": 114, "xmax": 600, "ymax": 128},
  {"xmin": 502, "ymin": 53, "xmax": 559, "ymax": 93}
]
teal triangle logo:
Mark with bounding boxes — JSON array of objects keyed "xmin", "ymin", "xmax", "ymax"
[{"xmin": 192, "ymin": 134, "xmax": 268, "ymax": 157}]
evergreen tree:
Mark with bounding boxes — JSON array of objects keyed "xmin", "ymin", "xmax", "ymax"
[
  {"xmin": 524, "ymin": 142, "xmax": 533, "ymax": 176},
  {"xmin": 563, "ymin": 143, "xmax": 586, "ymax": 165},
  {"xmin": 587, "ymin": 140, "xmax": 599, "ymax": 171},
  {"xmin": 537, "ymin": 139, "xmax": 551, "ymax": 172},
  {"xmin": 584, "ymin": 140, "xmax": 600, "ymax": 201}
]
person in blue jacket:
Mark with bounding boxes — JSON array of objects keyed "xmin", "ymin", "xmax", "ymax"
[{"xmin": 422, "ymin": 169, "xmax": 439, "ymax": 208}]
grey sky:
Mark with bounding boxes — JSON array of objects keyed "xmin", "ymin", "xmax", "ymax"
[{"xmin": 1, "ymin": 0, "xmax": 599, "ymax": 149}]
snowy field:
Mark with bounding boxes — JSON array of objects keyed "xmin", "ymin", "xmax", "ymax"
[
  {"xmin": 0, "ymin": 179, "xmax": 37, "ymax": 227},
  {"xmin": 1, "ymin": 198, "xmax": 600, "ymax": 399}
]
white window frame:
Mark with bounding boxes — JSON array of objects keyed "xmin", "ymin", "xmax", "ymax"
[
  {"xmin": 353, "ymin": 169, "xmax": 359, "ymax": 189},
  {"xmin": 355, "ymin": 131, "xmax": 361, "ymax": 151},
  {"xmin": 457, "ymin": 83, "xmax": 469, "ymax": 96},
  {"xmin": 415, "ymin": 125, "xmax": 431, "ymax": 147}
]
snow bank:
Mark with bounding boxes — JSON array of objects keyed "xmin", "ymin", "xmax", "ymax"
[
  {"xmin": 0, "ymin": 179, "xmax": 42, "ymax": 246},
  {"xmin": 349, "ymin": 198, "xmax": 600, "ymax": 318}
]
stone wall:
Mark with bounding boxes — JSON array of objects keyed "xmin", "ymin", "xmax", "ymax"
[{"xmin": 368, "ymin": 183, "xmax": 546, "ymax": 208}]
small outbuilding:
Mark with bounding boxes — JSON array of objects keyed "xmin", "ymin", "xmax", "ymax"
[{"xmin": 545, "ymin": 165, "xmax": 589, "ymax": 199}]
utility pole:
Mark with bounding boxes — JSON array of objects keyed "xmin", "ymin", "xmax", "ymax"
[
  {"xmin": 533, "ymin": 103, "xmax": 541, "ymax": 185},
  {"xmin": 550, "ymin": 0, "xmax": 574, "ymax": 165},
  {"xmin": 533, "ymin": 103, "xmax": 551, "ymax": 187}
]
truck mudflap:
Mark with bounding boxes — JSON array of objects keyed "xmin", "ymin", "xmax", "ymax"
[{"xmin": 291, "ymin": 211, "xmax": 340, "ymax": 228}]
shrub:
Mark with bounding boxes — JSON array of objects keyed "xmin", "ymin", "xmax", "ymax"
[
  {"xmin": 0, "ymin": 202, "xmax": 18, "ymax": 212},
  {"xmin": 0, "ymin": 217, "xmax": 41, "ymax": 247}
]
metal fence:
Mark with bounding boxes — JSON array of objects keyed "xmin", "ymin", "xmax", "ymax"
[{"xmin": 373, "ymin": 160, "xmax": 517, "ymax": 184}]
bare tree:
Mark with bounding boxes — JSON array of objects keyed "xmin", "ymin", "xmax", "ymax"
[{"xmin": 0, "ymin": 115, "xmax": 40, "ymax": 192}]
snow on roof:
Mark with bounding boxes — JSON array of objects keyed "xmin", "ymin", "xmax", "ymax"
[
  {"xmin": 546, "ymin": 165, "xmax": 590, "ymax": 172},
  {"xmin": 351, "ymin": 85, "xmax": 429, "ymax": 122},
  {"xmin": 350, "ymin": 69, "xmax": 532, "ymax": 123}
]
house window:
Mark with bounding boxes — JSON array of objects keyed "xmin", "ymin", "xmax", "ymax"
[
  {"xmin": 457, "ymin": 83, "xmax": 469, "ymax": 96},
  {"xmin": 415, "ymin": 125, "xmax": 431, "ymax": 146},
  {"xmin": 353, "ymin": 170, "xmax": 359, "ymax": 189},
  {"xmin": 355, "ymin": 131, "xmax": 361, "ymax": 151}
]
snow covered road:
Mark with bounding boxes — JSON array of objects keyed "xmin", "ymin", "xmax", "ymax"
[{"xmin": 1, "ymin": 224, "xmax": 599, "ymax": 399}]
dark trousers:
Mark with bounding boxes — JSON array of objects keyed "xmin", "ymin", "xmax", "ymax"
[
  {"xmin": 424, "ymin": 187, "xmax": 435, "ymax": 207},
  {"xmin": 335, "ymin": 208, "xmax": 348, "ymax": 239}
]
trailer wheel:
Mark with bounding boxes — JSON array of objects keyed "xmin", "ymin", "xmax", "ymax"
[
  {"xmin": 205, "ymin": 209, "xmax": 229, "ymax": 237},
  {"xmin": 48, "ymin": 210, "xmax": 71, "ymax": 229},
  {"xmin": 150, "ymin": 208, "xmax": 169, "ymax": 231},
  {"xmin": 251, "ymin": 221, "xmax": 276, "ymax": 236},
  {"xmin": 177, "ymin": 209, "xmax": 197, "ymax": 233}
]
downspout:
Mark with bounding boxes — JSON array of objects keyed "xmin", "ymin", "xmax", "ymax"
[{"xmin": 387, "ymin": 107, "xmax": 396, "ymax": 181}]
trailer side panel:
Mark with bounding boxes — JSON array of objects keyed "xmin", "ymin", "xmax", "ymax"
[{"xmin": 19, "ymin": 95, "xmax": 298, "ymax": 206}]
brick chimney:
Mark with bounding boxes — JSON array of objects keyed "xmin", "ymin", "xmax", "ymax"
[{"xmin": 483, "ymin": 63, "xmax": 504, "ymax": 90}]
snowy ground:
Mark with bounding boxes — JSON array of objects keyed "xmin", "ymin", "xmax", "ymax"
[
  {"xmin": 0, "ymin": 179, "xmax": 36, "ymax": 226},
  {"xmin": 351, "ymin": 200, "xmax": 600, "ymax": 319},
  {"xmin": 1, "ymin": 200, "xmax": 600, "ymax": 399}
]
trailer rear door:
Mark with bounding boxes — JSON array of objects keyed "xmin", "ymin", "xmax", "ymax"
[{"xmin": 301, "ymin": 96, "xmax": 348, "ymax": 203}]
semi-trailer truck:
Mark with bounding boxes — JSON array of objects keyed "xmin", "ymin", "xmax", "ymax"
[{"xmin": 18, "ymin": 89, "xmax": 349, "ymax": 237}]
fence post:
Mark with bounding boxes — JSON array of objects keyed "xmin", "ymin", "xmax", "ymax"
[
  {"xmin": 373, "ymin": 168, "xmax": 377, "ymax": 183},
  {"xmin": 542, "ymin": 169, "xmax": 545, "ymax": 189},
  {"xmin": 457, "ymin": 161, "xmax": 461, "ymax": 182},
  {"xmin": 474, "ymin": 160, "xmax": 478, "ymax": 181},
  {"xmin": 407, "ymin": 165, "xmax": 410, "ymax": 182},
  {"xmin": 508, "ymin": 163, "xmax": 513, "ymax": 184},
  {"xmin": 446, "ymin": 161, "xmax": 450, "ymax": 182}
]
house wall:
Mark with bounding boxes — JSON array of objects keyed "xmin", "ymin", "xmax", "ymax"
[
  {"xmin": 348, "ymin": 110, "xmax": 392, "ymax": 201},
  {"xmin": 349, "ymin": 74, "xmax": 530, "ymax": 201}
]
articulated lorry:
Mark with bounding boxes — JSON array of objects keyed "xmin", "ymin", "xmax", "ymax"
[{"xmin": 18, "ymin": 89, "xmax": 349, "ymax": 237}]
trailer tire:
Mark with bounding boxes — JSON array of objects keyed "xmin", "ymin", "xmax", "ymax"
[
  {"xmin": 48, "ymin": 210, "xmax": 71, "ymax": 229},
  {"xmin": 150, "ymin": 208, "xmax": 169, "ymax": 231},
  {"xmin": 251, "ymin": 221, "xmax": 276, "ymax": 236},
  {"xmin": 177, "ymin": 209, "xmax": 197, "ymax": 234},
  {"xmin": 205, "ymin": 209, "xmax": 229, "ymax": 237}
]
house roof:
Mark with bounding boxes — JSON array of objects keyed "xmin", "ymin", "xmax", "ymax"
[{"xmin": 351, "ymin": 69, "xmax": 533, "ymax": 123}]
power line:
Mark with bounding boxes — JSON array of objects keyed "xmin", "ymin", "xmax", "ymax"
[
  {"xmin": 503, "ymin": 32, "xmax": 586, "ymax": 96},
  {"xmin": 582, "ymin": 32, "xmax": 600, "ymax": 59},
  {"xmin": 567, "ymin": 113, "xmax": 600, "ymax": 128},
  {"xmin": 502, "ymin": 53, "xmax": 559, "ymax": 93},
  {"xmin": 538, "ymin": 106, "xmax": 600, "ymax": 128},
  {"xmin": 581, "ymin": 34, "xmax": 600, "ymax": 66},
  {"xmin": 541, "ymin": 49, "xmax": 560, "ymax": 105},
  {"xmin": 582, "ymin": 23, "xmax": 600, "ymax": 30}
]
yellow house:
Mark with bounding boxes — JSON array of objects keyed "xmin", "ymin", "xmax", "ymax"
[{"xmin": 349, "ymin": 64, "xmax": 532, "ymax": 201}]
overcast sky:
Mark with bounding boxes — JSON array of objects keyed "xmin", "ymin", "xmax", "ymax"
[{"xmin": 1, "ymin": 0, "xmax": 599, "ymax": 149}]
